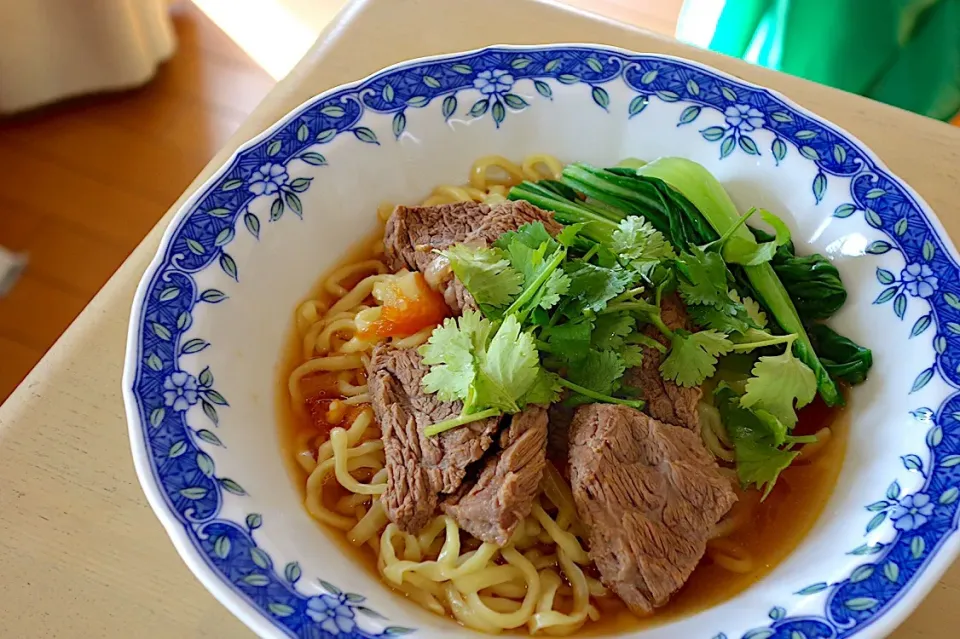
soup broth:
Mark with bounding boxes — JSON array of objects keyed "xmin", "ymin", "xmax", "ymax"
[{"xmin": 277, "ymin": 236, "xmax": 848, "ymax": 635}]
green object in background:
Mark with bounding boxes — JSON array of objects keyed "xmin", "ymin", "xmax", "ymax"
[{"xmin": 676, "ymin": 0, "xmax": 960, "ymax": 121}]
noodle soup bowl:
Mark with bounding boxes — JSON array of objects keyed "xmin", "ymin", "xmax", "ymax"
[{"xmin": 124, "ymin": 45, "xmax": 960, "ymax": 638}]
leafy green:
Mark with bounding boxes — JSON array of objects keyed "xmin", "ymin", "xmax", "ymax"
[
  {"xmin": 458, "ymin": 310, "xmax": 495, "ymax": 353},
  {"xmin": 753, "ymin": 408, "xmax": 789, "ymax": 446},
  {"xmin": 420, "ymin": 315, "xmax": 477, "ymax": 402},
  {"xmin": 611, "ymin": 216, "xmax": 676, "ymax": 272},
  {"xmin": 495, "ymin": 221, "xmax": 558, "ymax": 252},
  {"xmin": 439, "ymin": 244, "xmax": 523, "ymax": 307},
  {"xmin": 511, "ymin": 160, "xmax": 853, "ymax": 396},
  {"xmin": 615, "ymin": 157, "xmax": 647, "ymax": 170},
  {"xmin": 757, "ymin": 209, "xmax": 793, "ymax": 245},
  {"xmin": 740, "ymin": 345, "xmax": 817, "ymax": 428},
  {"xmin": 502, "ymin": 236, "xmax": 552, "ymax": 283},
  {"xmin": 567, "ymin": 349, "xmax": 626, "ymax": 396},
  {"xmin": 497, "ymin": 229, "xmax": 569, "ymax": 320},
  {"xmin": 730, "ymin": 290, "xmax": 768, "ymax": 328},
  {"xmin": 507, "ymin": 180, "xmax": 619, "ymax": 242},
  {"xmin": 715, "ymin": 384, "xmax": 804, "ymax": 497},
  {"xmin": 688, "ymin": 303, "xmax": 756, "ymax": 335},
  {"xmin": 475, "ymin": 314, "xmax": 559, "ymax": 411},
  {"xmin": 419, "ymin": 312, "xmax": 560, "ymax": 435},
  {"xmin": 561, "ymin": 164, "xmax": 719, "ymax": 247},
  {"xmin": 807, "ymin": 323, "xmax": 873, "ymax": 385},
  {"xmin": 724, "ymin": 209, "xmax": 792, "ymax": 266},
  {"xmin": 660, "ymin": 329, "xmax": 733, "ymax": 387},
  {"xmin": 508, "ymin": 163, "xmax": 719, "ymax": 249},
  {"xmin": 563, "ymin": 261, "xmax": 634, "ymax": 314},
  {"xmin": 422, "ymin": 158, "xmax": 864, "ymax": 445},
  {"xmin": 591, "ymin": 312, "xmax": 635, "ymax": 349},
  {"xmin": 542, "ymin": 318, "xmax": 593, "ymax": 363},
  {"xmin": 556, "ymin": 222, "xmax": 587, "ymax": 248},
  {"xmin": 750, "ymin": 227, "xmax": 847, "ymax": 321},
  {"xmin": 537, "ymin": 269, "xmax": 572, "ymax": 310},
  {"xmin": 621, "ymin": 344, "xmax": 645, "ymax": 367},
  {"xmin": 674, "ymin": 245, "xmax": 735, "ymax": 310}
]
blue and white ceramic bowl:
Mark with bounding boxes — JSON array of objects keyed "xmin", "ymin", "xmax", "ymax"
[{"xmin": 123, "ymin": 45, "xmax": 960, "ymax": 638}]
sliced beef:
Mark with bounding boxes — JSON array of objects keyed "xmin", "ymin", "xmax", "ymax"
[
  {"xmin": 569, "ymin": 404, "xmax": 736, "ymax": 616},
  {"xmin": 442, "ymin": 406, "xmax": 548, "ymax": 546},
  {"xmin": 441, "ymin": 279, "xmax": 477, "ymax": 316},
  {"xmin": 384, "ymin": 200, "xmax": 563, "ymax": 312},
  {"xmin": 546, "ymin": 403, "xmax": 575, "ymax": 478},
  {"xmin": 626, "ymin": 294, "xmax": 702, "ymax": 430},
  {"xmin": 368, "ymin": 343, "xmax": 500, "ymax": 533}
]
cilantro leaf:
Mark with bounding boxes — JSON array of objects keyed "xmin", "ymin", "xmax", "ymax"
[
  {"xmin": 498, "ymin": 234, "xmax": 568, "ymax": 320},
  {"xmin": 567, "ymin": 349, "xmax": 625, "ymax": 396},
  {"xmin": 419, "ymin": 315, "xmax": 479, "ymax": 402},
  {"xmin": 542, "ymin": 318, "xmax": 593, "ymax": 364},
  {"xmin": 529, "ymin": 307, "xmax": 551, "ymax": 327},
  {"xmin": 456, "ymin": 308, "xmax": 495, "ymax": 353},
  {"xmin": 612, "ymin": 216, "xmax": 676, "ymax": 271},
  {"xmin": 715, "ymin": 384, "xmax": 798, "ymax": 497},
  {"xmin": 622, "ymin": 344, "xmax": 645, "ymax": 367},
  {"xmin": 593, "ymin": 244, "xmax": 621, "ymax": 268},
  {"xmin": 740, "ymin": 346, "xmax": 817, "ymax": 428},
  {"xmin": 556, "ymin": 222, "xmax": 586, "ymax": 247},
  {"xmin": 729, "ymin": 290, "xmax": 768, "ymax": 328},
  {"xmin": 537, "ymin": 269, "xmax": 571, "ymax": 310},
  {"xmin": 419, "ymin": 311, "xmax": 560, "ymax": 436},
  {"xmin": 591, "ymin": 312, "xmax": 635, "ymax": 350},
  {"xmin": 660, "ymin": 329, "xmax": 733, "ymax": 387},
  {"xmin": 474, "ymin": 315, "xmax": 549, "ymax": 413},
  {"xmin": 674, "ymin": 245, "xmax": 732, "ymax": 309},
  {"xmin": 563, "ymin": 262, "xmax": 633, "ymax": 314},
  {"xmin": 688, "ymin": 303, "xmax": 756, "ymax": 335},
  {"xmin": 494, "ymin": 221, "xmax": 558, "ymax": 253},
  {"xmin": 521, "ymin": 369, "xmax": 563, "ymax": 405},
  {"xmin": 439, "ymin": 244, "xmax": 523, "ymax": 307},
  {"xmin": 503, "ymin": 238, "xmax": 547, "ymax": 284},
  {"xmin": 730, "ymin": 433, "xmax": 797, "ymax": 498}
]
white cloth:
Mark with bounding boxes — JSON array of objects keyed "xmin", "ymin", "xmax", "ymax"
[{"xmin": 0, "ymin": 0, "xmax": 176, "ymax": 114}]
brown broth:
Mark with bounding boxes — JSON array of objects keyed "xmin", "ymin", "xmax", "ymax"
[{"xmin": 276, "ymin": 237, "xmax": 849, "ymax": 635}]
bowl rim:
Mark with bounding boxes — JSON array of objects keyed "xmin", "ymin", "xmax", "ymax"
[{"xmin": 122, "ymin": 42, "xmax": 959, "ymax": 639}]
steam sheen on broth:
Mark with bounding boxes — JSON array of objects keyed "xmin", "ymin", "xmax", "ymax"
[{"xmin": 278, "ymin": 155, "xmax": 849, "ymax": 635}]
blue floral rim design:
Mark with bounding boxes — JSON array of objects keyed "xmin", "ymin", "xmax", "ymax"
[{"xmin": 123, "ymin": 44, "xmax": 960, "ymax": 639}]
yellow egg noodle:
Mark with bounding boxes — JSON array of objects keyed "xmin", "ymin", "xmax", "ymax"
[{"xmin": 286, "ymin": 155, "xmax": 799, "ymax": 633}]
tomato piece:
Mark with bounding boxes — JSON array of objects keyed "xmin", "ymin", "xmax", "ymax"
[{"xmin": 359, "ymin": 272, "xmax": 448, "ymax": 339}]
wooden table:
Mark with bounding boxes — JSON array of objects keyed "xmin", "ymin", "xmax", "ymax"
[{"xmin": 2, "ymin": 0, "xmax": 960, "ymax": 636}]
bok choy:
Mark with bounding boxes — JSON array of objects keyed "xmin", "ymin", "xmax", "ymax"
[{"xmin": 508, "ymin": 158, "xmax": 872, "ymax": 404}]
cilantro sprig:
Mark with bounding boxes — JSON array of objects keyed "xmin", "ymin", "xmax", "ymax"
[
  {"xmin": 715, "ymin": 382, "xmax": 816, "ymax": 497},
  {"xmin": 420, "ymin": 311, "xmax": 560, "ymax": 436},
  {"xmin": 439, "ymin": 244, "xmax": 522, "ymax": 308},
  {"xmin": 417, "ymin": 209, "xmax": 820, "ymax": 497},
  {"xmin": 419, "ymin": 221, "xmax": 650, "ymax": 435},
  {"xmin": 741, "ymin": 342, "xmax": 817, "ymax": 428}
]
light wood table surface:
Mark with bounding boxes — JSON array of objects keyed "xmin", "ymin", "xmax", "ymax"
[{"xmin": 2, "ymin": 0, "xmax": 960, "ymax": 636}]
